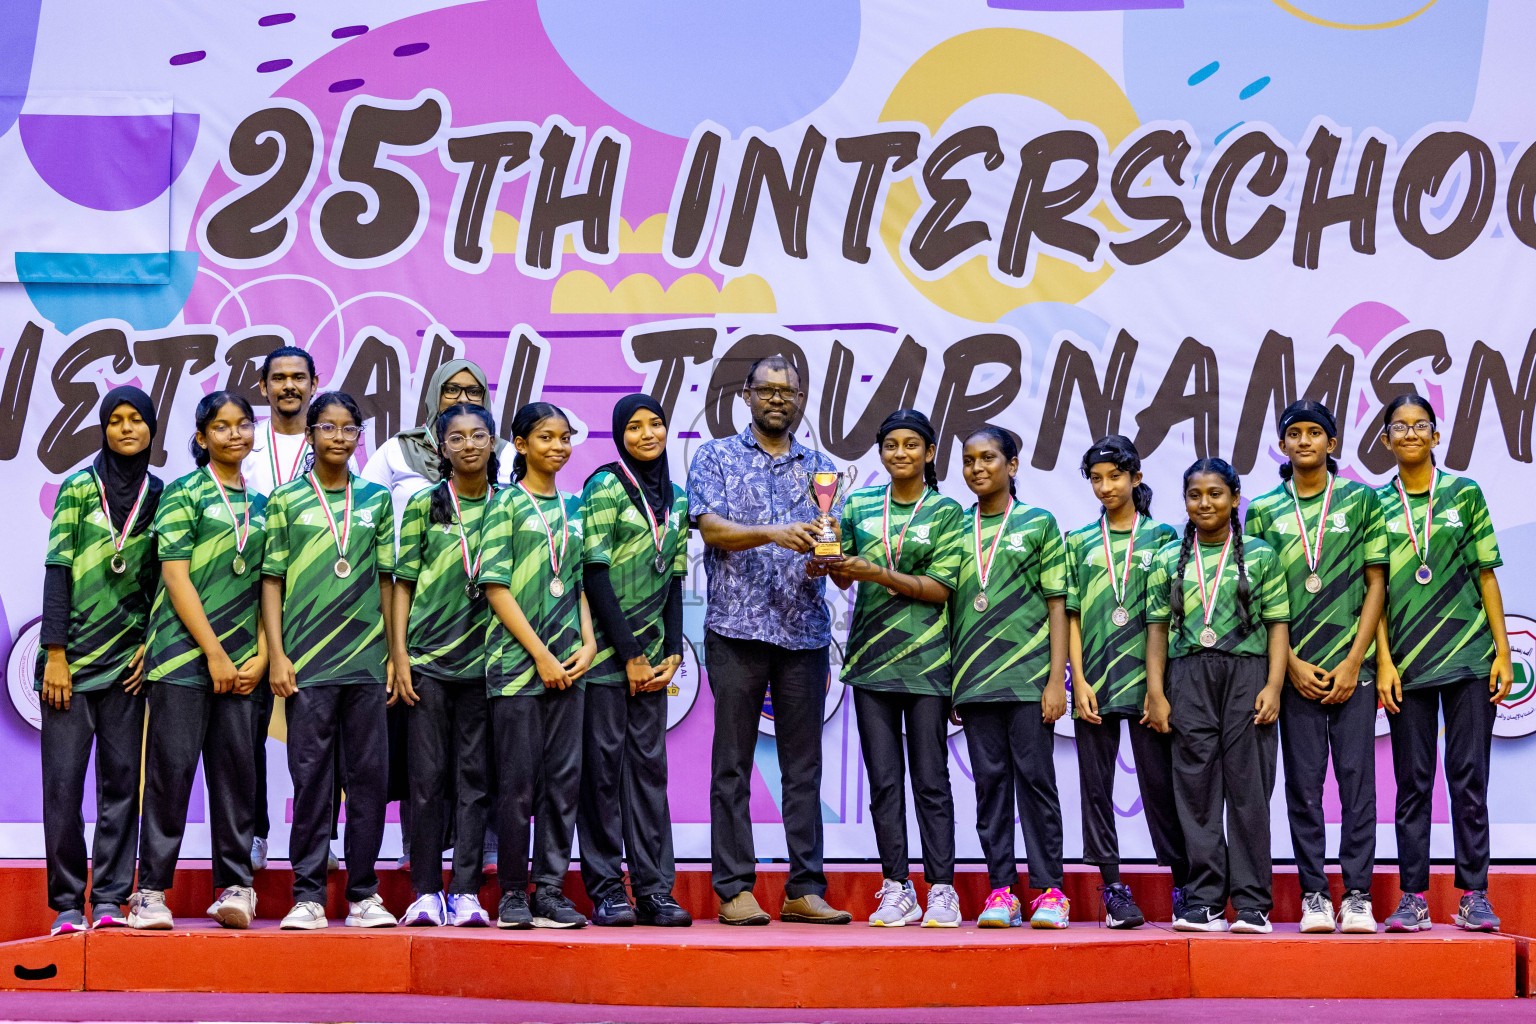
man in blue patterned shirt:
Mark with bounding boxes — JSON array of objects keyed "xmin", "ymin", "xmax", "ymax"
[{"xmin": 687, "ymin": 353, "xmax": 852, "ymax": 926}]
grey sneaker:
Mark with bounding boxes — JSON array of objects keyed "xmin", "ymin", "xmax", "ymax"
[
  {"xmin": 90, "ymin": 903, "xmax": 126, "ymax": 929},
  {"xmin": 250, "ymin": 836, "xmax": 268, "ymax": 872},
  {"xmin": 868, "ymin": 879, "xmax": 920, "ymax": 927},
  {"xmin": 1385, "ymin": 892, "xmax": 1431, "ymax": 932},
  {"xmin": 209, "ymin": 885, "xmax": 256, "ymax": 929},
  {"xmin": 50, "ymin": 908, "xmax": 86, "ymax": 935},
  {"xmin": 127, "ymin": 889, "xmax": 173, "ymax": 930},
  {"xmin": 921, "ymin": 883, "xmax": 962, "ymax": 928},
  {"xmin": 1454, "ymin": 890, "xmax": 1500, "ymax": 932},
  {"xmin": 346, "ymin": 893, "xmax": 397, "ymax": 928},
  {"xmin": 281, "ymin": 900, "xmax": 328, "ymax": 930},
  {"xmin": 1338, "ymin": 889, "xmax": 1376, "ymax": 933},
  {"xmin": 1299, "ymin": 890, "xmax": 1335, "ymax": 933}
]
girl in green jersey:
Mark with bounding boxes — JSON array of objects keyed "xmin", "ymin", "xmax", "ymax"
[
  {"xmin": 390, "ymin": 403, "xmax": 500, "ymax": 928},
  {"xmin": 481, "ymin": 403, "xmax": 596, "ymax": 929},
  {"xmin": 1374, "ymin": 393, "xmax": 1511, "ymax": 933},
  {"xmin": 1147, "ymin": 459, "xmax": 1288, "ymax": 934},
  {"xmin": 134, "ymin": 392, "xmax": 267, "ymax": 932},
  {"xmin": 825, "ymin": 410, "xmax": 964, "ymax": 928},
  {"xmin": 38, "ymin": 386, "xmax": 163, "ymax": 936}
]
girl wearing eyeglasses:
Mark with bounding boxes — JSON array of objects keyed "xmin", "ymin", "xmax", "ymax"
[
  {"xmin": 262, "ymin": 392, "xmax": 399, "ymax": 930},
  {"xmin": 390, "ymin": 403, "xmax": 500, "ymax": 928},
  {"xmin": 131, "ymin": 393, "xmax": 268, "ymax": 931},
  {"xmin": 1374, "ymin": 392, "xmax": 1511, "ymax": 933}
]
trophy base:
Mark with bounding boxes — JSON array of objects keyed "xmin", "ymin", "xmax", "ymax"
[{"xmin": 813, "ymin": 540, "xmax": 843, "ymax": 558}]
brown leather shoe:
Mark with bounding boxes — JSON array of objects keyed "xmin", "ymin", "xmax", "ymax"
[
  {"xmin": 718, "ymin": 891, "xmax": 771, "ymax": 926},
  {"xmin": 781, "ymin": 894, "xmax": 853, "ymax": 924}
]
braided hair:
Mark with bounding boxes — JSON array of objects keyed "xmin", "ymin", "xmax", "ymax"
[
  {"xmin": 189, "ymin": 391, "xmax": 255, "ymax": 468},
  {"xmin": 1381, "ymin": 391, "xmax": 1437, "ymax": 467},
  {"xmin": 1170, "ymin": 458, "xmax": 1254, "ymax": 639},
  {"xmin": 429, "ymin": 403, "xmax": 500, "ymax": 526},
  {"xmin": 301, "ymin": 391, "xmax": 365, "ymax": 474},
  {"xmin": 1080, "ymin": 434, "xmax": 1152, "ymax": 516},
  {"xmin": 962, "ymin": 425, "xmax": 1018, "ymax": 497},
  {"xmin": 510, "ymin": 402, "xmax": 571, "ymax": 482}
]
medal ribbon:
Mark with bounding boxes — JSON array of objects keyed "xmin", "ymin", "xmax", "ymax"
[
  {"xmin": 207, "ymin": 467, "xmax": 251, "ymax": 556},
  {"xmin": 519, "ymin": 482, "xmax": 568, "ymax": 577},
  {"xmin": 267, "ymin": 423, "xmax": 308, "ymax": 488},
  {"xmin": 882, "ymin": 485, "xmax": 930, "ymax": 572},
  {"xmin": 92, "ymin": 470, "xmax": 149, "ymax": 559},
  {"xmin": 447, "ymin": 481, "xmax": 486, "ymax": 580},
  {"xmin": 1099, "ymin": 513, "xmax": 1140, "ymax": 610},
  {"xmin": 306, "ymin": 472, "xmax": 352, "ymax": 561},
  {"xmin": 1192, "ymin": 530, "xmax": 1234, "ymax": 631},
  {"xmin": 616, "ymin": 462, "xmax": 669, "ymax": 561},
  {"xmin": 1287, "ymin": 473, "xmax": 1336, "ymax": 574},
  {"xmin": 973, "ymin": 497, "xmax": 1015, "ymax": 592},
  {"xmin": 1393, "ymin": 469, "xmax": 1439, "ymax": 571}
]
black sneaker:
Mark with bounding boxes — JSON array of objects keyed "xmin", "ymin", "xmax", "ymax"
[
  {"xmin": 531, "ymin": 885, "xmax": 588, "ymax": 929},
  {"xmin": 1230, "ymin": 908, "xmax": 1272, "ymax": 934},
  {"xmin": 1170, "ymin": 886, "xmax": 1188, "ymax": 924},
  {"xmin": 592, "ymin": 890, "xmax": 636, "ymax": 927},
  {"xmin": 1099, "ymin": 883, "xmax": 1145, "ymax": 929},
  {"xmin": 1173, "ymin": 905, "xmax": 1229, "ymax": 932},
  {"xmin": 497, "ymin": 888, "xmax": 533, "ymax": 930},
  {"xmin": 1454, "ymin": 889, "xmax": 1500, "ymax": 932},
  {"xmin": 636, "ymin": 892, "xmax": 693, "ymax": 927}
]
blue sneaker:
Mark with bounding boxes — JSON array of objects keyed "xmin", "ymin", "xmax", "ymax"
[
  {"xmin": 1385, "ymin": 892, "xmax": 1431, "ymax": 932},
  {"xmin": 1454, "ymin": 890, "xmax": 1500, "ymax": 932},
  {"xmin": 1030, "ymin": 888, "xmax": 1070, "ymax": 929},
  {"xmin": 978, "ymin": 887, "xmax": 1022, "ymax": 928}
]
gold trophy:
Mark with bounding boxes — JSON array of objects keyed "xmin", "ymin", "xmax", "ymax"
[{"xmin": 808, "ymin": 467, "xmax": 858, "ymax": 561}]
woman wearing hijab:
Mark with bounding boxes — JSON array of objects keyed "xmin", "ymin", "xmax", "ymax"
[
  {"xmin": 360, "ymin": 358, "xmax": 509, "ymax": 868},
  {"xmin": 575, "ymin": 395, "xmax": 692, "ymax": 927},
  {"xmin": 37, "ymin": 387, "xmax": 164, "ymax": 935}
]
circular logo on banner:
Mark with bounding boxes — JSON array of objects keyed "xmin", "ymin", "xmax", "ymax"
[
  {"xmin": 1495, "ymin": 614, "xmax": 1536, "ymax": 738},
  {"xmin": 664, "ymin": 636, "xmax": 702, "ymax": 731},
  {"xmin": 6, "ymin": 618, "xmax": 42, "ymax": 731},
  {"xmin": 759, "ymin": 640, "xmax": 846, "ymax": 736}
]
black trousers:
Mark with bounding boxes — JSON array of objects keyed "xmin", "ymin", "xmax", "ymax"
[
  {"xmin": 705, "ymin": 631, "xmax": 829, "ymax": 902},
  {"xmin": 1169, "ymin": 653, "xmax": 1277, "ymax": 913},
  {"xmin": 41, "ymin": 684, "xmax": 145, "ymax": 912},
  {"xmin": 578, "ymin": 683, "xmax": 675, "ymax": 900},
  {"xmin": 139, "ymin": 684, "xmax": 257, "ymax": 891},
  {"xmin": 1075, "ymin": 713, "xmax": 1190, "ymax": 888},
  {"xmin": 1281, "ymin": 678, "xmax": 1377, "ymax": 893},
  {"xmin": 1388, "ymin": 674, "xmax": 1496, "ymax": 893},
  {"xmin": 492, "ymin": 685, "xmax": 584, "ymax": 893},
  {"xmin": 253, "ymin": 684, "xmax": 273, "ymax": 839},
  {"xmin": 853, "ymin": 687, "xmax": 955, "ymax": 885},
  {"xmin": 286, "ymin": 683, "xmax": 388, "ymax": 904},
  {"xmin": 407, "ymin": 673, "xmax": 490, "ymax": 896},
  {"xmin": 960, "ymin": 700, "xmax": 1064, "ymax": 892}
]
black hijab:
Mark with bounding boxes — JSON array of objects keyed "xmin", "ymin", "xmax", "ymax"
[
  {"xmin": 93, "ymin": 385, "xmax": 162, "ymax": 535},
  {"xmin": 596, "ymin": 394, "xmax": 672, "ymax": 514}
]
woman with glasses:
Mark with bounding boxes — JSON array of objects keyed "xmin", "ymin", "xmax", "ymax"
[
  {"xmin": 262, "ymin": 392, "xmax": 399, "ymax": 929},
  {"xmin": 390, "ymin": 404, "xmax": 500, "ymax": 927},
  {"xmin": 132, "ymin": 392, "xmax": 266, "ymax": 930},
  {"xmin": 1374, "ymin": 392, "xmax": 1512, "ymax": 934}
]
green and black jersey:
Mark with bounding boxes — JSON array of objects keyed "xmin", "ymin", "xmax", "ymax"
[
  {"xmin": 1147, "ymin": 533, "xmax": 1289, "ymax": 660},
  {"xmin": 261, "ymin": 474, "xmax": 394, "ymax": 687},
  {"xmin": 396, "ymin": 484, "xmax": 492, "ymax": 682},
  {"xmin": 580, "ymin": 471, "xmax": 687, "ymax": 688},
  {"xmin": 1376, "ymin": 473, "xmax": 1501, "ymax": 690},
  {"xmin": 479, "ymin": 487, "xmax": 585, "ymax": 698},
  {"xmin": 839, "ymin": 485, "xmax": 964, "ymax": 697},
  {"xmin": 1064, "ymin": 517, "xmax": 1180, "ymax": 717},
  {"xmin": 35, "ymin": 469, "xmax": 161, "ymax": 692},
  {"xmin": 145, "ymin": 469, "xmax": 268, "ymax": 688},
  {"xmin": 1244, "ymin": 478, "xmax": 1387, "ymax": 679},
  {"xmin": 949, "ymin": 501, "xmax": 1067, "ymax": 706}
]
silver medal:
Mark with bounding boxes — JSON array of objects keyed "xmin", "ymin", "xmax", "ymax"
[
  {"xmin": 1199, "ymin": 626, "xmax": 1218, "ymax": 648},
  {"xmin": 465, "ymin": 581, "xmax": 481, "ymax": 601},
  {"xmin": 1305, "ymin": 572, "xmax": 1322, "ymax": 594},
  {"xmin": 334, "ymin": 557, "xmax": 351, "ymax": 579},
  {"xmin": 1111, "ymin": 606, "xmax": 1130, "ymax": 627},
  {"xmin": 654, "ymin": 552, "xmax": 667, "ymax": 574},
  {"xmin": 1415, "ymin": 563, "xmax": 1433, "ymax": 585},
  {"xmin": 549, "ymin": 576, "xmax": 565, "ymax": 598},
  {"xmin": 110, "ymin": 554, "xmax": 127, "ymax": 575},
  {"xmin": 232, "ymin": 554, "xmax": 247, "ymax": 576},
  {"xmin": 973, "ymin": 592, "xmax": 989, "ymax": 613}
]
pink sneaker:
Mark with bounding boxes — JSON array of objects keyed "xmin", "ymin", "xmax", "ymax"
[
  {"xmin": 978, "ymin": 887, "xmax": 1022, "ymax": 928},
  {"xmin": 1030, "ymin": 888, "xmax": 1070, "ymax": 929}
]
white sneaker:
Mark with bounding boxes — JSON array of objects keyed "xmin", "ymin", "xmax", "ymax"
[
  {"xmin": 1338, "ymin": 889, "xmax": 1377, "ymax": 933},
  {"xmin": 127, "ymin": 889, "xmax": 173, "ymax": 930},
  {"xmin": 921, "ymin": 883, "xmax": 962, "ymax": 928},
  {"xmin": 346, "ymin": 893, "xmax": 398, "ymax": 928},
  {"xmin": 281, "ymin": 900, "xmax": 328, "ymax": 930},
  {"xmin": 250, "ymin": 836, "xmax": 268, "ymax": 872},
  {"xmin": 402, "ymin": 892, "xmax": 446, "ymax": 927},
  {"xmin": 868, "ymin": 878, "xmax": 921, "ymax": 927},
  {"xmin": 1299, "ymin": 891, "xmax": 1335, "ymax": 933},
  {"xmin": 447, "ymin": 893, "xmax": 491, "ymax": 927},
  {"xmin": 209, "ymin": 885, "xmax": 257, "ymax": 929}
]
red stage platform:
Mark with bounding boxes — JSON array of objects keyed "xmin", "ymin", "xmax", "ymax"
[{"xmin": 0, "ymin": 863, "xmax": 1528, "ymax": 1005}]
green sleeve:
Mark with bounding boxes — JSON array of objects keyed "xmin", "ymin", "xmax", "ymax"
[
  {"xmin": 1038, "ymin": 514, "xmax": 1068, "ymax": 597},
  {"xmin": 1467, "ymin": 483, "xmax": 1503, "ymax": 569},
  {"xmin": 1063, "ymin": 532, "xmax": 1082, "ymax": 614},
  {"xmin": 582, "ymin": 474, "xmax": 618, "ymax": 568},
  {"xmin": 45, "ymin": 477, "xmax": 84, "ymax": 569},
  {"xmin": 478, "ymin": 493, "xmax": 513, "ymax": 586},
  {"xmin": 374, "ymin": 491, "xmax": 396, "ymax": 575},
  {"xmin": 1256, "ymin": 544, "xmax": 1291, "ymax": 623},
  {"xmin": 1362, "ymin": 488, "xmax": 1389, "ymax": 567},
  {"xmin": 1243, "ymin": 500, "xmax": 1266, "ymax": 541},
  {"xmin": 262, "ymin": 489, "xmax": 289, "ymax": 578},
  {"xmin": 395, "ymin": 493, "xmax": 427, "ymax": 583},
  {"xmin": 1145, "ymin": 546, "xmax": 1172, "ymax": 624},
  {"xmin": 923, "ymin": 501, "xmax": 962, "ymax": 589},
  {"xmin": 671, "ymin": 490, "xmax": 689, "ymax": 577},
  {"xmin": 840, "ymin": 504, "xmax": 858, "ymax": 557},
  {"xmin": 154, "ymin": 478, "xmax": 197, "ymax": 562}
]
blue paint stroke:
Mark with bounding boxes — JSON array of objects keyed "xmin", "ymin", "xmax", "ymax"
[
  {"xmin": 1187, "ymin": 60, "xmax": 1219, "ymax": 86},
  {"xmin": 1239, "ymin": 75, "xmax": 1271, "ymax": 100}
]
